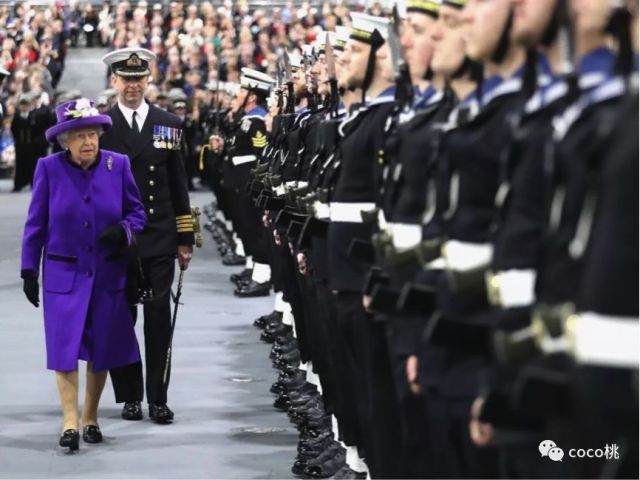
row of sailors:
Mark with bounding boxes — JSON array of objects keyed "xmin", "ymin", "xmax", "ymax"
[{"xmin": 202, "ymin": 0, "xmax": 638, "ymax": 477}]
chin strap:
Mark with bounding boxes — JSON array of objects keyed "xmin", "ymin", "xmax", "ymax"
[
  {"xmin": 607, "ymin": 4, "xmax": 634, "ymax": 78},
  {"xmin": 491, "ymin": 9, "xmax": 515, "ymax": 64},
  {"xmin": 361, "ymin": 30, "xmax": 386, "ymax": 103},
  {"xmin": 522, "ymin": 48, "xmax": 540, "ymax": 98}
]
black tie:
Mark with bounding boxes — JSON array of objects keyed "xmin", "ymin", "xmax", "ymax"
[{"xmin": 131, "ymin": 111, "xmax": 140, "ymax": 134}]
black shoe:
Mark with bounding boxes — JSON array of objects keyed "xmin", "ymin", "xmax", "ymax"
[
  {"xmin": 330, "ymin": 465, "xmax": 367, "ymax": 479},
  {"xmin": 274, "ymin": 330, "xmax": 295, "ymax": 345},
  {"xmin": 59, "ymin": 429, "xmax": 80, "ymax": 452},
  {"xmin": 223, "ymin": 252, "xmax": 246, "ymax": 266},
  {"xmin": 274, "ymin": 394, "xmax": 292, "ymax": 411},
  {"xmin": 294, "ymin": 443, "xmax": 342, "ymax": 477},
  {"xmin": 149, "ymin": 403, "xmax": 174, "ymax": 424},
  {"xmin": 82, "ymin": 425, "xmax": 103, "ymax": 444},
  {"xmin": 274, "ymin": 338, "xmax": 299, "ymax": 356},
  {"xmin": 276, "ymin": 349, "xmax": 302, "ymax": 367},
  {"xmin": 304, "ymin": 448, "xmax": 347, "ymax": 478},
  {"xmin": 271, "ymin": 380, "xmax": 286, "ymax": 394},
  {"xmin": 230, "ymin": 268, "xmax": 252, "ymax": 284},
  {"xmin": 289, "ymin": 391, "xmax": 321, "ymax": 409},
  {"xmin": 121, "ymin": 401, "xmax": 143, "ymax": 421},
  {"xmin": 255, "ymin": 310, "xmax": 282, "ymax": 329},
  {"xmin": 234, "ymin": 280, "xmax": 271, "ymax": 297},
  {"xmin": 299, "ymin": 430, "xmax": 334, "ymax": 453},
  {"xmin": 265, "ymin": 321, "xmax": 290, "ymax": 336},
  {"xmin": 281, "ymin": 370, "xmax": 307, "ymax": 390}
]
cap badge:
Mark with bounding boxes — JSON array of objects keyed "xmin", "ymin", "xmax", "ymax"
[{"xmin": 126, "ymin": 54, "xmax": 143, "ymax": 67}]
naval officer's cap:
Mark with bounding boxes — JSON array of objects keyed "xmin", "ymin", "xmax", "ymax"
[{"xmin": 102, "ymin": 48, "xmax": 156, "ymax": 78}]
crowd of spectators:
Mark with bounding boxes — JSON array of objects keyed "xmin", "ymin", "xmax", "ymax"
[{"xmin": 0, "ymin": 0, "xmax": 365, "ymax": 182}]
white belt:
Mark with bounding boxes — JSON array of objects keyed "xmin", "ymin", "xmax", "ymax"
[
  {"xmin": 377, "ymin": 210, "xmax": 389, "ymax": 230},
  {"xmin": 567, "ymin": 312, "xmax": 639, "ymax": 369},
  {"xmin": 313, "ymin": 201, "xmax": 331, "ymax": 220},
  {"xmin": 273, "ymin": 184, "xmax": 286, "ymax": 196},
  {"xmin": 442, "ymin": 240, "xmax": 493, "ymax": 272},
  {"xmin": 232, "ymin": 155, "xmax": 257, "ymax": 166},
  {"xmin": 329, "ymin": 202, "xmax": 376, "ymax": 223},
  {"xmin": 487, "ymin": 269, "xmax": 536, "ymax": 308},
  {"xmin": 388, "ymin": 222, "xmax": 422, "ymax": 251},
  {"xmin": 425, "ymin": 257, "xmax": 446, "ymax": 270}
]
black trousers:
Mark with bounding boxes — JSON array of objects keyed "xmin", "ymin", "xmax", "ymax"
[
  {"xmin": 334, "ymin": 292, "xmax": 403, "ymax": 478},
  {"xmin": 13, "ymin": 149, "xmax": 38, "ymax": 191},
  {"xmin": 110, "ymin": 255, "xmax": 175, "ymax": 404},
  {"xmin": 228, "ymin": 164, "xmax": 270, "ymax": 264}
]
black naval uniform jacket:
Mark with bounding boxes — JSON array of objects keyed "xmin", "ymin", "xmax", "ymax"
[
  {"xmin": 225, "ymin": 106, "xmax": 269, "ymax": 192},
  {"xmin": 328, "ymin": 89, "xmax": 396, "ymax": 293},
  {"xmin": 429, "ymin": 76, "xmax": 525, "ymax": 399},
  {"xmin": 100, "ymin": 102, "xmax": 195, "ymax": 257}
]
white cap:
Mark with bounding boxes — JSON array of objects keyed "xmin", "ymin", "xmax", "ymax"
[
  {"xmin": 240, "ymin": 68, "xmax": 276, "ymax": 93},
  {"xmin": 334, "ymin": 26, "xmax": 351, "ymax": 51},
  {"xmin": 288, "ymin": 52, "xmax": 303, "ymax": 69},
  {"xmin": 101, "ymin": 48, "xmax": 156, "ymax": 77},
  {"xmin": 350, "ymin": 11, "xmax": 391, "ymax": 43},
  {"xmin": 226, "ymin": 82, "xmax": 241, "ymax": 96}
]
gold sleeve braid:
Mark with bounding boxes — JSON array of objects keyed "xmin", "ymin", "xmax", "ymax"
[{"xmin": 176, "ymin": 214, "xmax": 194, "ymax": 233}]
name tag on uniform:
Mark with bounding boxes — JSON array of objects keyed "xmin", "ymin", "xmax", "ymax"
[{"xmin": 153, "ymin": 125, "xmax": 183, "ymax": 150}]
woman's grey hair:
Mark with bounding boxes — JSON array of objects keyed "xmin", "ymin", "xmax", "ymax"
[{"xmin": 57, "ymin": 126, "xmax": 104, "ymax": 149}]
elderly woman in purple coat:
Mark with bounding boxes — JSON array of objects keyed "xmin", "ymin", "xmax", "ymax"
[{"xmin": 21, "ymin": 98, "xmax": 146, "ymax": 452}]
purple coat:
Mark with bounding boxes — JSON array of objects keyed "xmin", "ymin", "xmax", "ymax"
[{"xmin": 21, "ymin": 150, "xmax": 146, "ymax": 372}]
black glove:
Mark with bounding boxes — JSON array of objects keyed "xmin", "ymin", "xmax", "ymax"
[
  {"xmin": 22, "ymin": 275, "xmax": 39, "ymax": 308},
  {"xmin": 99, "ymin": 224, "xmax": 127, "ymax": 248}
]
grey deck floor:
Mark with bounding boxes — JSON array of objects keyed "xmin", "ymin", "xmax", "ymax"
[{"xmin": 0, "ymin": 48, "xmax": 296, "ymax": 479}]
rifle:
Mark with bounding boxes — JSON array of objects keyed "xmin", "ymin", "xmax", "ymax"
[
  {"xmin": 389, "ymin": 5, "xmax": 414, "ymax": 110},
  {"xmin": 283, "ymin": 50, "xmax": 295, "ymax": 114},
  {"xmin": 325, "ymin": 33, "xmax": 340, "ymax": 118}
]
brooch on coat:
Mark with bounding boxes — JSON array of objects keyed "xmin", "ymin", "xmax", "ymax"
[
  {"xmin": 153, "ymin": 125, "xmax": 183, "ymax": 150},
  {"xmin": 107, "ymin": 156, "xmax": 113, "ymax": 171}
]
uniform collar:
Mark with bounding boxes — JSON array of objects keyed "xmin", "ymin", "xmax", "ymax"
[
  {"xmin": 363, "ymin": 86, "xmax": 397, "ymax": 107},
  {"xmin": 578, "ymin": 47, "xmax": 615, "ymax": 79},
  {"xmin": 480, "ymin": 67, "xmax": 524, "ymax": 107},
  {"xmin": 244, "ymin": 105, "xmax": 267, "ymax": 118},
  {"xmin": 118, "ymin": 100, "xmax": 149, "ymax": 128},
  {"xmin": 414, "ymin": 85, "xmax": 437, "ymax": 110}
]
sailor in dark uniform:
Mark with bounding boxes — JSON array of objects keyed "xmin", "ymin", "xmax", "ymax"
[
  {"xmin": 99, "ymin": 47, "xmax": 195, "ymax": 424},
  {"xmin": 211, "ymin": 68, "xmax": 275, "ymax": 297},
  {"xmin": 362, "ymin": 2, "xmax": 446, "ymax": 477},
  {"xmin": 11, "ymin": 92, "xmax": 53, "ymax": 192},
  {"xmin": 326, "ymin": 12, "xmax": 403, "ymax": 478}
]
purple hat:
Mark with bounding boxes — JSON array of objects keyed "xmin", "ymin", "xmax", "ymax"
[{"xmin": 45, "ymin": 98, "xmax": 113, "ymax": 143}]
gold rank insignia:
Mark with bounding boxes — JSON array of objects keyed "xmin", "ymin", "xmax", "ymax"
[
  {"xmin": 176, "ymin": 214, "xmax": 194, "ymax": 233},
  {"xmin": 252, "ymin": 131, "xmax": 267, "ymax": 148}
]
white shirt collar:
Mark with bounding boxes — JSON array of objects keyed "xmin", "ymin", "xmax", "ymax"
[{"xmin": 118, "ymin": 100, "xmax": 150, "ymax": 129}]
